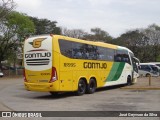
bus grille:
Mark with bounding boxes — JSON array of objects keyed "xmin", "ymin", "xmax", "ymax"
[{"xmin": 26, "ymin": 59, "xmax": 50, "ymax": 66}]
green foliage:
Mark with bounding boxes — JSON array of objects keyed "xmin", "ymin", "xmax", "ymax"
[
  {"xmin": 0, "ymin": 11, "xmax": 35, "ymax": 69},
  {"xmin": 7, "ymin": 11, "xmax": 35, "ymax": 41},
  {"xmin": 113, "ymin": 24, "xmax": 160, "ymax": 62},
  {"xmin": 30, "ymin": 17, "xmax": 61, "ymax": 35}
]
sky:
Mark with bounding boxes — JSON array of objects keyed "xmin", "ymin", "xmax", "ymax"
[{"xmin": 14, "ymin": 0, "xmax": 160, "ymax": 38}]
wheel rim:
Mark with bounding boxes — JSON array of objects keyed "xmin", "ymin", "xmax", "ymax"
[
  {"xmin": 79, "ymin": 81, "xmax": 85, "ymax": 93},
  {"xmin": 90, "ymin": 81, "xmax": 95, "ymax": 90}
]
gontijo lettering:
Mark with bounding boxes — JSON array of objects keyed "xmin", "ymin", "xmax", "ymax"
[
  {"xmin": 25, "ymin": 52, "xmax": 51, "ymax": 58},
  {"xmin": 83, "ymin": 62, "xmax": 107, "ymax": 69}
]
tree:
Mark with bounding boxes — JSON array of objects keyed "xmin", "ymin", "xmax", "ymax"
[
  {"xmin": 0, "ymin": 0, "xmax": 16, "ymax": 70},
  {"xmin": 7, "ymin": 11, "xmax": 35, "ymax": 41},
  {"xmin": 0, "ymin": 11, "xmax": 35, "ymax": 70},
  {"xmin": 113, "ymin": 30, "xmax": 151, "ymax": 62},
  {"xmin": 142, "ymin": 24, "xmax": 160, "ymax": 61},
  {"xmin": 61, "ymin": 28, "xmax": 87, "ymax": 39},
  {"xmin": 84, "ymin": 27, "xmax": 112, "ymax": 42},
  {"xmin": 0, "ymin": 0, "xmax": 15, "ymax": 21},
  {"xmin": 30, "ymin": 17, "xmax": 61, "ymax": 35},
  {"xmin": 113, "ymin": 24, "xmax": 160, "ymax": 62}
]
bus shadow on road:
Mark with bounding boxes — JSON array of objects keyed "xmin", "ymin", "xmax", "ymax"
[
  {"xmin": 33, "ymin": 85, "xmax": 126, "ymax": 99},
  {"xmin": 96, "ymin": 84, "xmax": 126, "ymax": 92},
  {"xmin": 34, "ymin": 92, "xmax": 78, "ymax": 99}
]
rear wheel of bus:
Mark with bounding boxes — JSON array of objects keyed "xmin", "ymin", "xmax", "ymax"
[
  {"xmin": 86, "ymin": 78, "xmax": 97, "ymax": 94},
  {"xmin": 76, "ymin": 79, "xmax": 87, "ymax": 96}
]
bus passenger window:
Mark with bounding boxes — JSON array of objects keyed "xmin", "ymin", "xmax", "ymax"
[{"xmin": 59, "ymin": 40, "xmax": 73, "ymax": 58}]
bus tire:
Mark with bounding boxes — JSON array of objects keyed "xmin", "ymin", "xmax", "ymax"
[
  {"xmin": 127, "ymin": 76, "xmax": 132, "ymax": 86},
  {"xmin": 76, "ymin": 79, "xmax": 86, "ymax": 96},
  {"xmin": 86, "ymin": 78, "xmax": 97, "ymax": 94}
]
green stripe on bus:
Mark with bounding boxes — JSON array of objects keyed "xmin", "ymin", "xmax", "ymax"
[
  {"xmin": 111, "ymin": 62, "xmax": 125, "ymax": 81},
  {"xmin": 105, "ymin": 62, "xmax": 120, "ymax": 81},
  {"xmin": 105, "ymin": 62, "xmax": 125, "ymax": 82}
]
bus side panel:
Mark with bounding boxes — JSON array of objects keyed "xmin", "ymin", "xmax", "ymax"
[
  {"xmin": 99, "ymin": 62, "xmax": 114, "ymax": 87},
  {"xmin": 104, "ymin": 63, "xmax": 132, "ymax": 86},
  {"xmin": 72, "ymin": 69, "xmax": 99, "ymax": 91},
  {"xmin": 59, "ymin": 71, "xmax": 73, "ymax": 91},
  {"xmin": 72, "ymin": 70, "xmax": 89, "ymax": 91},
  {"xmin": 72, "ymin": 61, "xmax": 114, "ymax": 90},
  {"xmin": 59, "ymin": 54, "xmax": 74, "ymax": 91}
]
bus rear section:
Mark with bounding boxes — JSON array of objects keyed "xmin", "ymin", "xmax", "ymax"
[{"xmin": 23, "ymin": 35, "xmax": 59, "ymax": 92}]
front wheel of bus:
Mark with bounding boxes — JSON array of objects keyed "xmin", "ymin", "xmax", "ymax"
[
  {"xmin": 86, "ymin": 78, "xmax": 97, "ymax": 94},
  {"xmin": 127, "ymin": 76, "xmax": 132, "ymax": 86},
  {"xmin": 76, "ymin": 79, "xmax": 86, "ymax": 96}
]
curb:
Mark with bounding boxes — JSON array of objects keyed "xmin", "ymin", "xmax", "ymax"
[{"xmin": 120, "ymin": 87, "xmax": 160, "ymax": 90}]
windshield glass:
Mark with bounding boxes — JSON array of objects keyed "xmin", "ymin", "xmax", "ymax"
[
  {"xmin": 132, "ymin": 58, "xmax": 139, "ymax": 73},
  {"xmin": 129, "ymin": 52, "xmax": 139, "ymax": 73}
]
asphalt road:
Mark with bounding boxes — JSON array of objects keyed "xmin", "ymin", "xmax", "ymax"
[{"xmin": 0, "ymin": 77, "xmax": 159, "ymax": 120}]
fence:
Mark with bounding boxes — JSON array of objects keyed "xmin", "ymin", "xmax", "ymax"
[{"xmin": 3, "ymin": 69, "xmax": 23, "ymax": 76}]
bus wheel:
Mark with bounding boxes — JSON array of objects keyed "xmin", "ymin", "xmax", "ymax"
[
  {"xmin": 86, "ymin": 78, "xmax": 97, "ymax": 94},
  {"xmin": 127, "ymin": 76, "xmax": 132, "ymax": 86},
  {"xmin": 76, "ymin": 79, "xmax": 86, "ymax": 96}
]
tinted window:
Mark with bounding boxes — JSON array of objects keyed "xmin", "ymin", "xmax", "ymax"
[
  {"xmin": 59, "ymin": 39, "xmax": 115, "ymax": 61},
  {"xmin": 97, "ymin": 47, "xmax": 114, "ymax": 61},
  {"xmin": 114, "ymin": 50, "xmax": 130, "ymax": 64},
  {"xmin": 140, "ymin": 65, "xmax": 151, "ymax": 72},
  {"xmin": 150, "ymin": 65, "xmax": 158, "ymax": 72},
  {"xmin": 156, "ymin": 64, "xmax": 160, "ymax": 67},
  {"xmin": 72, "ymin": 42, "xmax": 98, "ymax": 60},
  {"xmin": 59, "ymin": 40, "xmax": 73, "ymax": 58}
]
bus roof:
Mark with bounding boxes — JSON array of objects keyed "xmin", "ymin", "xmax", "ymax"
[
  {"xmin": 54, "ymin": 35, "xmax": 133, "ymax": 52},
  {"xmin": 27, "ymin": 34, "xmax": 133, "ymax": 52}
]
